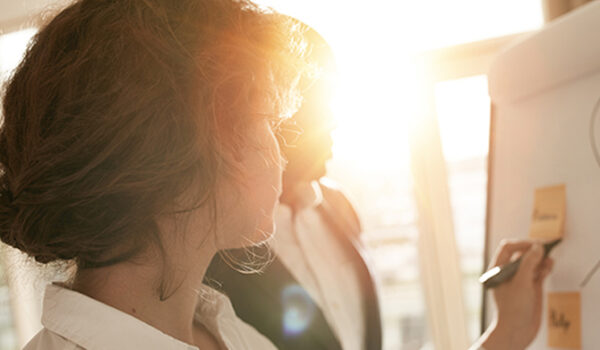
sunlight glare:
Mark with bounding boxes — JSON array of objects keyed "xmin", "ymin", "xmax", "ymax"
[
  {"xmin": 257, "ymin": 0, "xmax": 542, "ymax": 171},
  {"xmin": 435, "ymin": 75, "xmax": 491, "ymax": 162}
]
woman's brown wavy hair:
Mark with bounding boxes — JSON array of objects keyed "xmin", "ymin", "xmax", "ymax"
[{"xmin": 0, "ymin": 0, "xmax": 309, "ymax": 269}]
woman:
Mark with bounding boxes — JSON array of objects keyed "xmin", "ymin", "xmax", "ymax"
[
  {"xmin": 0, "ymin": 0, "xmax": 552, "ymax": 349},
  {"xmin": 0, "ymin": 0, "xmax": 307, "ymax": 348}
]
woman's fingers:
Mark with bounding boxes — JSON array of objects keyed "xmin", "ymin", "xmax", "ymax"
[
  {"xmin": 535, "ymin": 258, "xmax": 554, "ymax": 283},
  {"xmin": 491, "ymin": 239, "xmax": 533, "ymax": 267},
  {"xmin": 515, "ymin": 243, "xmax": 544, "ymax": 283}
]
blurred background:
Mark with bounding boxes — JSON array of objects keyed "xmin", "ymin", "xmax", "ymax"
[{"xmin": 0, "ymin": 0, "xmax": 593, "ymax": 349}]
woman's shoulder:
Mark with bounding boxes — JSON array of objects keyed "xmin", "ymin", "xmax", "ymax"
[{"xmin": 24, "ymin": 328, "xmax": 82, "ymax": 350}]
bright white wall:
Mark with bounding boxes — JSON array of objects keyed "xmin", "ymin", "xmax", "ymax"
[{"xmin": 487, "ymin": 2, "xmax": 600, "ymax": 348}]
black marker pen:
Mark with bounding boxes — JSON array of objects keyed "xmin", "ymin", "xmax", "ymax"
[{"xmin": 479, "ymin": 238, "xmax": 562, "ymax": 289}]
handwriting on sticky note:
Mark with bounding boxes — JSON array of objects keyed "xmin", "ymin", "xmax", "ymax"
[
  {"xmin": 529, "ymin": 184, "xmax": 566, "ymax": 239},
  {"xmin": 548, "ymin": 292, "xmax": 581, "ymax": 349},
  {"xmin": 550, "ymin": 309, "xmax": 570, "ymax": 332}
]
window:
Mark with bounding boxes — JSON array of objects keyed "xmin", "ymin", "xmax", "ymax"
[
  {"xmin": 0, "ymin": 28, "xmax": 38, "ymax": 350},
  {"xmin": 0, "ymin": 28, "xmax": 37, "ymax": 80},
  {"xmin": 328, "ymin": 133, "xmax": 428, "ymax": 349},
  {"xmin": 0, "ymin": 259, "xmax": 16, "ymax": 350},
  {"xmin": 435, "ymin": 75, "xmax": 490, "ymax": 341}
]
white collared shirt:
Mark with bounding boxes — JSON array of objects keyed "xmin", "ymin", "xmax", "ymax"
[
  {"xmin": 24, "ymin": 283, "xmax": 277, "ymax": 350},
  {"xmin": 271, "ymin": 181, "xmax": 365, "ymax": 350}
]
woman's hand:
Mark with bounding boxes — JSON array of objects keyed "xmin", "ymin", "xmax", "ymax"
[{"xmin": 476, "ymin": 240, "xmax": 554, "ymax": 350}]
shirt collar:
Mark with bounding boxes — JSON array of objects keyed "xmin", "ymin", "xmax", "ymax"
[
  {"xmin": 194, "ymin": 286, "xmax": 239, "ymax": 348},
  {"xmin": 285, "ymin": 180, "xmax": 323, "ymax": 212},
  {"xmin": 42, "ymin": 283, "xmax": 199, "ymax": 350}
]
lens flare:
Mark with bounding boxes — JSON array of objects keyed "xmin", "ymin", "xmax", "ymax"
[{"xmin": 281, "ymin": 284, "xmax": 316, "ymax": 337}]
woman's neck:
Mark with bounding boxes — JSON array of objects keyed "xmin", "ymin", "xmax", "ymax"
[{"xmin": 72, "ymin": 243, "xmax": 218, "ymax": 348}]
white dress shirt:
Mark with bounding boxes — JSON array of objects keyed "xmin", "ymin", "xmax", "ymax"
[
  {"xmin": 24, "ymin": 283, "xmax": 277, "ymax": 350},
  {"xmin": 271, "ymin": 181, "xmax": 365, "ymax": 350}
]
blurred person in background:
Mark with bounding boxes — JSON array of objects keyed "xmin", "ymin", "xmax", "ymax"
[{"xmin": 206, "ymin": 21, "xmax": 554, "ymax": 350}]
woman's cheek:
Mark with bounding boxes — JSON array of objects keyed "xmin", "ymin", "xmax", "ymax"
[
  {"xmin": 227, "ymin": 120, "xmax": 283, "ymax": 247},
  {"xmin": 248, "ymin": 121, "xmax": 283, "ymax": 239}
]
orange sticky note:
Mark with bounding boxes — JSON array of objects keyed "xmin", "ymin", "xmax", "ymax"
[
  {"xmin": 529, "ymin": 184, "xmax": 566, "ymax": 239},
  {"xmin": 548, "ymin": 291, "xmax": 581, "ymax": 349}
]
